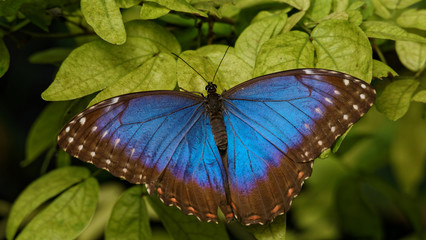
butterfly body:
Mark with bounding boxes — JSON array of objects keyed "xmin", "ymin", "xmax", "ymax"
[{"xmin": 58, "ymin": 68, "xmax": 376, "ymax": 225}]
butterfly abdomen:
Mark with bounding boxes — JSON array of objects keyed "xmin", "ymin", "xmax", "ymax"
[{"xmin": 206, "ymin": 92, "xmax": 227, "ymax": 151}]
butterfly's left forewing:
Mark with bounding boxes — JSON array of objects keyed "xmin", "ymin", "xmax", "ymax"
[
  {"xmin": 58, "ymin": 91, "xmax": 230, "ymax": 222},
  {"xmin": 221, "ymin": 69, "xmax": 376, "ymax": 225}
]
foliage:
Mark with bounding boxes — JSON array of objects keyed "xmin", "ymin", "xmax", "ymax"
[{"xmin": 1, "ymin": 0, "xmax": 425, "ymax": 239}]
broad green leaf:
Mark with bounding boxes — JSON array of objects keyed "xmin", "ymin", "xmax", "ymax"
[
  {"xmin": 147, "ymin": 196, "xmax": 229, "ymax": 240},
  {"xmin": 412, "ymin": 90, "xmax": 426, "ymax": 103},
  {"xmin": 0, "ymin": 0, "xmax": 26, "ymax": 16},
  {"xmin": 6, "ymin": 167, "xmax": 90, "ymax": 240},
  {"xmin": 235, "ymin": 11, "xmax": 288, "ymax": 67},
  {"xmin": 106, "ymin": 186, "xmax": 151, "ymax": 240},
  {"xmin": 0, "ymin": 38, "xmax": 9, "ymax": 77},
  {"xmin": 116, "ymin": 0, "xmax": 141, "ymax": 8},
  {"xmin": 145, "ymin": 0, "xmax": 207, "ymax": 17},
  {"xmin": 248, "ymin": 215, "xmax": 286, "ymax": 240},
  {"xmin": 395, "ymin": 41, "xmax": 426, "ymax": 72},
  {"xmin": 89, "ymin": 52, "xmax": 176, "ymax": 104},
  {"xmin": 283, "ymin": 11, "xmax": 306, "ymax": 32},
  {"xmin": 254, "ymin": 31, "xmax": 315, "ymax": 77},
  {"xmin": 194, "ymin": 1, "xmax": 222, "ymax": 18},
  {"xmin": 390, "ymin": 105, "xmax": 426, "ymax": 195},
  {"xmin": 279, "ymin": 0, "xmax": 310, "ymax": 10},
  {"xmin": 23, "ymin": 101, "xmax": 73, "ymax": 166},
  {"xmin": 197, "ymin": 45, "xmax": 252, "ymax": 90},
  {"xmin": 380, "ymin": 0, "xmax": 420, "ymax": 9},
  {"xmin": 397, "ymin": 9, "xmax": 426, "ymax": 31},
  {"xmin": 376, "ymin": 80, "xmax": 419, "ymax": 121},
  {"xmin": 347, "ymin": 9, "xmax": 363, "ymax": 25},
  {"xmin": 312, "ymin": 20, "xmax": 373, "ymax": 81},
  {"xmin": 306, "ymin": 0, "xmax": 332, "ymax": 21},
  {"xmin": 16, "ymin": 177, "xmax": 99, "ymax": 240},
  {"xmin": 372, "ymin": 0, "xmax": 391, "ymax": 19},
  {"xmin": 361, "ymin": 21, "xmax": 426, "ymax": 43},
  {"xmin": 332, "ymin": 0, "xmax": 349, "ymax": 12},
  {"xmin": 372, "ymin": 59, "xmax": 398, "ymax": 79},
  {"xmin": 177, "ymin": 50, "xmax": 216, "ymax": 93},
  {"xmin": 81, "ymin": 0, "xmax": 126, "ymax": 45},
  {"xmin": 125, "ymin": 20, "xmax": 181, "ymax": 53},
  {"xmin": 42, "ymin": 38, "xmax": 158, "ymax": 101},
  {"xmin": 28, "ymin": 48, "xmax": 72, "ymax": 65},
  {"xmin": 140, "ymin": 2, "xmax": 170, "ymax": 19}
]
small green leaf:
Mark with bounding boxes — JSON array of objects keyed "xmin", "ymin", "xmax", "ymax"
[
  {"xmin": 6, "ymin": 167, "xmax": 90, "ymax": 240},
  {"xmin": 281, "ymin": 0, "xmax": 310, "ymax": 10},
  {"xmin": 376, "ymin": 80, "xmax": 420, "ymax": 121},
  {"xmin": 0, "ymin": 38, "xmax": 9, "ymax": 78},
  {"xmin": 145, "ymin": 0, "xmax": 207, "ymax": 17},
  {"xmin": 248, "ymin": 215, "xmax": 286, "ymax": 240},
  {"xmin": 372, "ymin": 59, "xmax": 398, "ymax": 79},
  {"xmin": 28, "ymin": 48, "xmax": 72, "ymax": 65},
  {"xmin": 372, "ymin": 0, "xmax": 391, "ymax": 19},
  {"xmin": 254, "ymin": 31, "xmax": 315, "ymax": 77},
  {"xmin": 147, "ymin": 196, "xmax": 229, "ymax": 240},
  {"xmin": 380, "ymin": 0, "xmax": 420, "ymax": 9},
  {"xmin": 81, "ymin": 0, "xmax": 126, "ymax": 45},
  {"xmin": 283, "ymin": 10, "xmax": 306, "ymax": 32},
  {"xmin": 116, "ymin": 0, "xmax": 141, "ymax": 8},
  {"xmin": 312, "ymin": 20, "xmax": 373, "ymax": 81},
  {"xmin": 16, "ymin": 177, "xmax": 99, "ymax": 240},
  {"xmin": 397, "ymin": 9, "xmax": 426, "ymax": 31},
  {"xmin": 42, "ymin": 38, "xmax": 158, "ymax": 101},
  {"xmin": 412, "ymin": 90, "xmax": 426, "ymax": 103},
  {"xmin": 235, "ymin": 11, "xmax": 288, "ymax": 67},
  {"xmin": 197, "ymin": 45, "xmax": 252, "ymax": 90},
  {"xmin": 0, "ymin": 0, "xmax": 26, "ymax": 17},
  {"xmin": 89, "ymin": 52, "xmax": 177, "ymax": 104},
  {"xmin": 306, "ymin": 0, "xmax": 332, "ymax": 21},
  {"xmin": 23, "ymin": 101, "xmax": 73, "ymax": 166},
  {"xmin": 125, "ymin": 20, "xmax": 181, "ymax": 53},
  {"xmin": 106, "ymin": 186, "xmax": 151, "ymax": 240},
  {"xmin": 361, "ymin": 21, "xmax": 426, "ymax": 43},
  {"xmin": 140, "ymin": 2, "xmax": 170, "ymax": 20},
  {"xmin": 395, "ymin": 41, "xmax": 426, "ymax": 72}
]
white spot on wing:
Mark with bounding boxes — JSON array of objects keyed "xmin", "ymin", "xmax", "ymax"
[
  {"xmin": 122, "ymin": 168, "xmax": 128, "ymax": 173},
  {"xmin": 361, "ymin": 84, "xmax": 366, "ymax": 89},
  {"xmin": 344, "ymin": 79, "xmax": 350, "ymax": 86},
  {"xmin": 318, "ymin": 140, "xmax": 323, "ymax": 146},
  {"xmin": 79, "ymin": 117, "xmax": 86, "ymax": 125},
  {"xmin": 68, "ymin": 137, "xmax": 74, "ymax": 143},
  {"xmin": 102, "ymin": 130, "xmax": 109, "ymax": 138},
  {"xmin": 353, "ymin": 105, "xmax": 359, "ymax": 110},
  {"xmin": 331, "ymin": 126, "xmax": 336, "ymax": 132},
  {"xmin": 325, "ymin": 97, "xmax": 332, "ymax": 104},
  {"xmin": 111, "ymin": 97, "xmax": 119, "ymax": 104},
  {"xmin": 78, "ymin": 145, "xmax": 83, "ymax": 151},
  {"xmin": 65, "ymin": 126, "xmax": 70, "ymax": 133},
  {"xmin": 106, "ymin": 159, "xmax": 111, "ymax": 164},
  {"xmin": 360, "ymin": 94, "xmax": 366, "ymax": 99},
  {"xmin": 334, "ymin": 90, "xmax": 341, "ymax": 95},
  {"xmin": 91, "ymin": 151, "xmax": 95, "ymax": 157},
  {"xmin": 91, "ymin": 126, "xmax": 98, "ymax": 132},
  {"xmin": 343, "ymin": 114, "xmax": 348, "ymax": 120},
  {"xmin": 315, "ymin": 108, "xmax": 322, "ymax": 114},
  {"xmin": 303, "ymin": 69, "xmax": 314, "ymax": 74}
]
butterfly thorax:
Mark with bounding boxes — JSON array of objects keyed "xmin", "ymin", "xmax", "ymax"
[{"xmin": 205, "ymin": 83, "xmax": 228, "ymax": 152}]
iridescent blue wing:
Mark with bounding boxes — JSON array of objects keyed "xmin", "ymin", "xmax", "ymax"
[
  {"xmin": 221, "ymin": 69, "xmax": 376, "ymax": 225},
  {"xmin": 57, "ymin": 92, "xmax": 230, "ymax": 222}
]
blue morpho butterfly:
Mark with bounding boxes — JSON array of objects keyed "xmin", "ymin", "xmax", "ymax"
[{"xmin": 58, "ymin": 55, "xmax": 376, "ymax": 225}]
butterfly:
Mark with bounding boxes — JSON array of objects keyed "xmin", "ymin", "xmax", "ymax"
[{"xmin": 58, "ymin": 68, "xmax": 375, "ymax": 225}]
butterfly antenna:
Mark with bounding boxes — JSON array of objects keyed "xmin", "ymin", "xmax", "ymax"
[
  {"xmin": 212, "ymin": 46, "xmax": 230, "ymax": 83},
  {"xmin": 171, "ymin": 52, "xmax": 208, "ymax": 83}
]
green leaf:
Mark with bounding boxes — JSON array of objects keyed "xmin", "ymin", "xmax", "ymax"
[
  {"xmin": 235, "ymin": 11, "xmax": 288, "ymax": 67},
  {"xmin": 306, "ymin": 0, "xmax": 332, "ymax": 21},
  {"xmin": 23, "ymin": 101, "xmax": 73, "ymax": 166},
  {"xmin": 0, "ymin": 0, "xmax": 26, "ymax": 17},
  {"xmin": 283, "ymin": 10, "xmax": 306, "ymax": 32},
  {"xmin": 254, "ymin": 31, "xmax": 315, "ymax": 77},
  {"xmin": 397, "ymin": 8, "xmax": 426, "ymax": 31},
  {"xmin": 376, "ymin": 80, "xmax": 420, "ymax": 121},
  {"xmin": 125, "ymin": 20, "xmax": 181, "ymax": 53},
  {"xmin": 372, "ymin": 0, "xmax": 391, "ymax": 19},
  {"xmin": 280, "ymin": 0, "xmax": 310, "ymax": 10},
  {"xmin": 81, "ymin": 0, "xmax": 126, "ymax": 45},
  {"xmin": 412, "ymin": 90, "xmax": 426, "ymax": 103},
  {"xmin": 28, "ymin": 48, "xmax": 72, "ymax": 65},
  {"xmin": 197, "ymin": 45, "xmax": 252, "ymax": 90},
  {"xmin": 0, "ymin": 38, "xmax": 9, "ymax": 78},
  {"xmin": 140, "ymin": 2, "xmax": 170, "ymax": 20},
  {"xmin": 16, "ymin": 177, "xmax": 99, "ymax": 240},
  {"xmin": 89, "ymin": 52, "xmax": 177, "ymax": 104},
  {"xmin": 380, "ymin": 0, "xmax": 420, "ymax": 9},
  {"xmin": 312, "ymin": 20, "xmax": 373, "ymax": 81},
  {"xmin": 248, "ymin": 215, "xmax": 286, "ymax": 240},
  {"xmin": 106, "ymin": 186, "xmax": 151, "ymax": 240},
  {"xmin": 390, "ymin": 105, "xmax": 426, "ymax": 194},
  {"xmin": 145, "ymin": 0, "xmax": 207, "ymax": 17},
  {"xmin": 116, "ymin": 0, "xmax": 141, "ymax": 8},
  {"xmin": 395, "ymin": 41, "xmax": 426, "ymax": 72},
  {"xmin": 361, "ymin": 21, "xmax": 426, "ymax": 43},
  {"xmin": 372, "ymin": 59, "xmax": 398, "ymax": 79},
  {"xmin": 147, "ymin": 196, "xmax": 229, "ymax": 240},
  {"xmin": 6, "ymin": 167, "xmax": 90, "ymax": 240},
  {"xmin": 20, "ymin": 3, "xmax": 52, "ymax": 31},
  {"xmin": 42, "ymin": 38, "xmax": 158, "ymax": 101}
]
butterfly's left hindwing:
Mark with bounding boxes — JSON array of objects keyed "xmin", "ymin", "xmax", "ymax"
[
  {"xmin": 57, "ymin": 91, "xmax": 230, "ymax": 222},
  {"xmin": 221, "ymin": 69, "xmax": 376, "ymax": 225}
]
